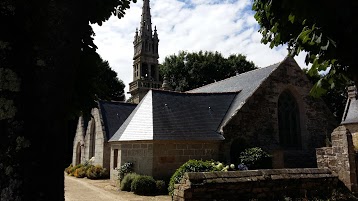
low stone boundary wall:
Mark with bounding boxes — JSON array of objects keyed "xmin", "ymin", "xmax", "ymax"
[
  {"xmin": 316, "ymin": 125, "xmax": 358, "ymax": 192},
  {"xmin": 173, "ymin": 168, "xmax": 338, "ymax": 201}
]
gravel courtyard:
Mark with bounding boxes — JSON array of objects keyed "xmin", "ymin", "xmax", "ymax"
[{"xmin": 64, "ymin": 174, "xmax": 170, "ymax": 201}]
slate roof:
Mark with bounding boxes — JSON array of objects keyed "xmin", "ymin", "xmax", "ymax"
[
  {"xmin": 109, "ymin": 90, "xmax": 239, "ymax": 141},
  {"xmin": 187, "ymin": 57, "xmax": 291, "ymax": 130},
  {"xmin": 98, "ymin": 101, "xmax": 137, "ymax": 140},
  {"xmin": 341, "ymin": 89, "xmax": 358, "ymax": 124}
]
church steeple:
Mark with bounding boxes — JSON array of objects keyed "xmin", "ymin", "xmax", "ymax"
[
  {"xmin": 140, "ymin": 0, "xmax": 152, "ymax": 36},
  {"xmin": 129, "ymin": 0, "xmax": 161, "ymax": 104}
]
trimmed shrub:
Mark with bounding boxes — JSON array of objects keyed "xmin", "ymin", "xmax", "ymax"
[
  {"xmin": 168, "ymin": 159, "xmax": 219, "ymax": 196},
  {"xmin": 86, "ymin": 165, "xmax": 108, "ymax": 179},
  {"xmin": 69, "ymin": 164, "xmax": 83, "ymax": 176},
  {"xmin": 131, "ymin": 175, "xmax": 156, "ymax": 195},
  {"xmin": 156, "ymin": 180, "xmax": 167, "ymax": 195},
  {"xmin": 65, "ymin": 164, "xmax": 73, "ymax": 175},
  {"xmin": 239, "ymin": 147, "xmax": 272, "ymax": 169},
  {"xmin": 74, "ymin": 166, "xmax": 87, "ymax": 178},
  {"xmin": 120, "ymin": 173, "xmax": 139, "ymax": 192}
]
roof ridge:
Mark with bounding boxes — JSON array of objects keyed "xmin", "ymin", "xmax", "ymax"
[
  {"xmin": 187, "ymin": 62, "xmax": 281, "ymax": 92},
  {"xmin": 151, "ymin": 88, "xmax": 241, "ymax": 95},
  {"xmin": 98, "ymin": 100, "xmax": 137, "ymax": 106},
  {"xmin": 215, "ymin": 92, "xmax": 240, "ymax": 133}
]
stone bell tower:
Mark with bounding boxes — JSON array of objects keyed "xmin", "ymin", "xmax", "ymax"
[{"xmin": 128, "ymin": 0, "xmax": 161, "ymax": 104}]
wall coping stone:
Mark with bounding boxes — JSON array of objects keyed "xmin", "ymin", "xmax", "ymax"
[
  {"xmin": 184, "ymin": 168, "xmax": 333, "ymax": 184},
  {"xmin": 174, "ymin": 168, "xmax": 338, "ymax": 201}
]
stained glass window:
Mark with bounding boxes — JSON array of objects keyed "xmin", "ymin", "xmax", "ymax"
[{"xmin": 278, "ymin": 91, "xmax": 301, "ymax": 148}]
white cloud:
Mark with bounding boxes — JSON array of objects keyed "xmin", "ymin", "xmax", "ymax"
[{"xmin": 91, "ymin": 0, "xmax": 310, "ymax": 99}]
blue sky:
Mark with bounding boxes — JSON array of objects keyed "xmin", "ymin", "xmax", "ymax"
[{"xmin": 92, "ymin": 0, "xmax": 310, "ymax": 99}]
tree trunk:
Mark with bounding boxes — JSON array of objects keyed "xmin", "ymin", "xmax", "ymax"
[{"xmin": 1, "ymin": 0, "xmax": 81, "ymax": 200}]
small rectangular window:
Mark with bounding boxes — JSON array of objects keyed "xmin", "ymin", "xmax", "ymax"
[{"xmin": 113, "ymin": 149, "xmax": 118, "ymax": 169}]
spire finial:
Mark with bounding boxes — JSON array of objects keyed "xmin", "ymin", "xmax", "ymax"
[
  {"xmin": 160, "ymin": 76, "xmax": 172, "ymax": 91},
  {"xmin": 153, "ymin": 25, "xmax": 158, "ymax": 38},
  {"xmin": 134, "ymin": 28, "xmax": 139, "ymax": 43},
  {"xmin": 140, "ymin": 0, "xmax": 152, "ymax": 35}
]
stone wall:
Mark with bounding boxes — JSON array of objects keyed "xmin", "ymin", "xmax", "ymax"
[
  {"xmin": 110, "ymin": 141, "xmax": 154, "ymax": 181},
  {"xmin": 72, "ymin": 107, "xmax": 111, "ymax": 171},
  {"xmin": 72, "ymin": 116, "xmax": 85, "ymax": 165},
  {"xmin": 152, "ymin": 141, "xmax": 220, "ymax": 179},
  {"xmin": 316, "ymin": 125, "xmax": 358, "ymax": 192},
  {"xmin": 109, "ymin": 141, "xmax": 220, "ymax": 180},
  {"xmin": 92, "ymin": 107, "xmax": 106, "ymax": 167},
  {"xmin": 345, "ymin": 124, "xmax": 358, "ymax": 150},
  {"xmin": 83, "ymin": 118, "xmax": 92, "ymax": 162},
  {"xmin": 223, "ymin": 58, "xmax": 336, "ymax": 168},
  {"xmin": 173, "ymin": 168, "xmax": 338, "ymax": 201}
]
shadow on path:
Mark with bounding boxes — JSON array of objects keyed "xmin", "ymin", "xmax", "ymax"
[{"xmin": 64, "ymin": 174, "xmax": 170, "ymax": 201}]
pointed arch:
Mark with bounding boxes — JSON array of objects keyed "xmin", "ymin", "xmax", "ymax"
[
  {"xmin": 278, "ymin": 90, "xmax": 301, "ymax": 148},
  {"xmin": 76, "ymin": 142, "xmax": 82, "ymax": 165},
  {"xmin": 89, "ymin": 119, "xmax": 96, "ymax": 158}
]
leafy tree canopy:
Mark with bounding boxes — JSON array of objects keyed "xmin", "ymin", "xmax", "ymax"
[
  {"xmin": 69, "ymin": 50, "xmax": 126, "ymax": 120},
  {"xmin": 0, "ymin": 0, "xmax": 134, "ymax": 200},
  {"xmin": 252, "ymin": 0, "xmax": 356, "ymax": 97},
  {"xmin": 160, "ymin": 51, "xmax": 257, "ymax": 91},
  {"xmin": 303, "ymin": 68, "xmax": 347, "ymax": 122}
]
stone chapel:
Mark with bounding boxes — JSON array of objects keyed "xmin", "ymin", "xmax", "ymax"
[{"xmin": 72, "ymin": 0, "xmax": 337, "ymax": 181}]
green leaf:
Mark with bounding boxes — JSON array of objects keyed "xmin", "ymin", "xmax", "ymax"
[
  {"xmin": 330, "ymin": 81, "xmax": 335, "ymax": 89},
  {"xmin": 310, "ymin": 58, "xmax": 320, "ymax": 74},
  {"xmin": 310, "ymin": 79, "xmax": 327, "ymax": 98},
  {"xmin": 302, "ymin": 19, "xmax": 306, "ymax": 25},
  {"xmin": 271, "ymin": 22, "xmax": 279, "ymax": 33},
  {"xmin": 321, "ymin": 40, "xmax": 330, "ymax": 50},
  {"xmin": 308, "ymin": 41, "xmax": 315, "ymax": 46},
  {"xmin": 317, "ymin": 60, "xmax": 329, "ymax": 71},
  {"xmin": 315, "ymin": 33, "xmax": 322, "ymax": 44},
  {"xmin": 269, "ymin": 42, "xmax": 275, "ymax": 48},
  {"xmin": 302, "ymin": 35, "xmax": 310, "ymax": 44},
  {"xmin": 308, "ymin": 33, "xmax": 316, "ymax": 45},
  {"xmin": 307, "ymin": 65, "xmax": 317, "ymax": 77},
  {"xmin": 298, "ymin": 27, "xmax": 311, "ymax": 42},
  {"xmin": 288, "ymin": 13, "xmax": 295, "ymax": 23}
]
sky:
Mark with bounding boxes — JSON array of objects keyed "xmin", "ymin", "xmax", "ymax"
[{"xmin": 91, "ymin": 0, "xmax": 310, "ymax": 99}]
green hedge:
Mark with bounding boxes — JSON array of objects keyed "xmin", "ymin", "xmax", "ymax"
[
  {"xmin": 120, "ymin": 173, "xmax": 139, "ymax": 191},
  {"xmin": 74, "ymin": 166, "xmax": 87, "ymax": 178},
  {"xmin": 131, "ymin": 175, "xmax": 156, "ymax": 195},
  {"xmin": 86, "ymin": 165, "xmax": 108, "ymax": 179},
  {"xmin": 239, "ymin": 147, "xmax": 272, "ymax": 169},
  {"xmin": 156, "ymin": 180, "xmax": 167, "ymax": 195},
  {"xmin": 168, "ymin": 159, "xmax": 219, "ymax": 196},
  {"xmin": 65, "ymin": 164, "xmax": 73, "ymax": 175}
]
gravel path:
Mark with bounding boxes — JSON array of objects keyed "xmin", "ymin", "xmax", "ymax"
[{"xmin": 64, "ymin": 174, "xmax": 171, "ymax": 201}]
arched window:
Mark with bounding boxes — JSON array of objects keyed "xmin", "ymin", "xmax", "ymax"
[
  {"xmin": 76, "ymin": 142, "xmax": 82, "ymax": 165},
  {"xmin": 278, "ymin": 91, "xmax": 301, "ymax": 148},
  {"xmin": 89, "ymin": 119, "xmax": 96, "ymax": 158}
]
